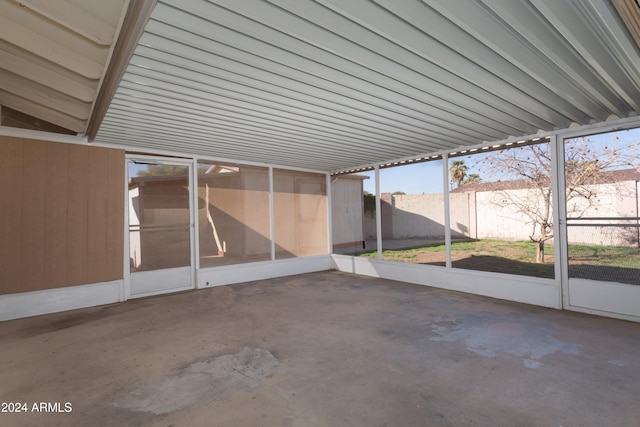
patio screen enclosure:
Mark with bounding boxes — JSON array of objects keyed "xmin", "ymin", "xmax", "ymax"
[{"xmin": 1, "ymin": 125, "xmax": 640, "ymax": 322}]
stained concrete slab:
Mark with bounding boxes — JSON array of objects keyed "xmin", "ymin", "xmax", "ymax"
[
  {"xmin": 114, "ymin": 347, "xmax": 281, "ymax": 415},
  {"xmin": 0, "ymin": 271, "xmax": 639, "ymax": 426}
]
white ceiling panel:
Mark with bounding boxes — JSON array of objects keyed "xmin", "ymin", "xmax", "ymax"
[
  {"xmin": 0, "ymin": 0, "xmax": 129, "ymax": 133},
  {"xmin": 85, "ymin": 0, "xmax": 640, "ymax": 171}
]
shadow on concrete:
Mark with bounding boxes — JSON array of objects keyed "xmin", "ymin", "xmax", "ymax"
[{"xmin": 569, "ymin": 264, "xmax": 640, "ymax": 286}]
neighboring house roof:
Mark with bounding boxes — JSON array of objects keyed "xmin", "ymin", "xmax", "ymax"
[{"xmin": 451, "ymin": 168, "xmax": 640, "ymax": 193}]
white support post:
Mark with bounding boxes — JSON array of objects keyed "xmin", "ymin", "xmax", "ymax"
[
  {"xmin": 552, "ymin": 134, "xmax": 568, "ymax": 308},
  {"xmin": 326, "ymin": 173, "xmax": 333, "ymax": 254},
  {"xmin": 192, "ymin": 158, "xmax": 200, "ymax": 286},
  {"xmin": 122, "ymin": 159, "xmax": 131, "ymax": 301},
  {"xmin": 375, "ymin": 166, "xmax": 382, "ymax": 260},
  {"xmin": 442, "ymin": 154, "xmax": 452, "ymax": 268},
  {"xmin": 269, "ymin": 166, "xmax": 276, "ymax": 261}
]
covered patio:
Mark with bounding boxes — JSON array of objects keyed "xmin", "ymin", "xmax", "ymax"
[
  {"xmin": 1, "ymin": 271, "xmax": 639, "ymax": 426},
  {"xmin": 2, "ymin": 1, "xmax": 640, "ymax": 424}
]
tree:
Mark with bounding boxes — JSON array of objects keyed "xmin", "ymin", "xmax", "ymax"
[
  {"xmin": 363, "ymin": 191, "xmax": 376, "ymax": 214},
  {"xmin": 449, "ymin": 160, "xmax": 467, "ymax": 188},
  {"xmin": 136, "ymin": 164, "xmax": 190, "ymax": 177},
  {"xmin": 480, "ymin": 144, "xmax": 553, "ymax": 263},
  {"xmin": 478, "ymin": 137, "xmax": 639, "ymax": 263},
  {"xmin": 462, "ymin": 174, "xmax": 481, "ymax": 185}
]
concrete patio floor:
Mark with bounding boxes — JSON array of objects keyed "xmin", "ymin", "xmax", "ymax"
[{"xmin": 1, "ymin": 271, "xmax": 639, "ymax": 426}]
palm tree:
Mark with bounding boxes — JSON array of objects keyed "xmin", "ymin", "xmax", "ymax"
[
  {"xmin": 463, "ymin": 173, "xmax": 481, "ymax": 185},
  {"xmin": 449, "ymin": 160, "xmax": 468, "ymax": 188}
]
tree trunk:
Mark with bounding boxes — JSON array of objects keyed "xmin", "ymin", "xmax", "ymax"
[{"xmin": 536, "ymin": 240, "xmax": 545, "ymax": 263}]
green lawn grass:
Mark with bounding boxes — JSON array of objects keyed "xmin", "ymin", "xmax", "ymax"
[
  {"xmin": 358, "ymin": 239, "xmax": 640, "ymax": 282},
  {"xmin": 567, "ymin": 243, "xmax": 640, "ymax": 268},
  {"xmin": 360, "ymin": 239, "xmax": 555, "ymax": 260}
]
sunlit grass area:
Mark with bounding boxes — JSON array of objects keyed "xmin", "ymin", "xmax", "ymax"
[
  {"xmin": 568, "ymin": 244, "xmax": 640, "ymax": 268},
  {"xmin": 358, "ymin": 239, "xmax": 640, "ymax": 283},
  {"xmin": 360, "ymin": 239, "xmax": 555, "ymax": 261}
]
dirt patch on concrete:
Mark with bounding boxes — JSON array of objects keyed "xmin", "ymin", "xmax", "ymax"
[{"xmin": 114, "ymin": 347, "xmax": 281, "ymax": 415}]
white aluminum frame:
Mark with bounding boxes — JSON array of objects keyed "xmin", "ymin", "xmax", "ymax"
[
  {"xmin": 326, "ymin": 172, "xmax": 333, "ymax": 255},
  {"xmin": 375, "ymin": 166, "xmax": 382, "ymax": 260},
  {"xmin": 194, "ymin": 163, "xmax": 333, "ymax": 289},
  {"xmin": 4, "ymin": 116, "xmax": 640, "ymax": 321},
  {"xmin": 269, "ymin": 166, "xmax": 275, "ymax": 260},
  {"xmin": 554, "ymin": 120, "xmax": 640, "ymax": 322},
  {"xmin": 442, "ymin": 153, "xmax": 452, "ymax": 268},
  {"xmin": 124, "ymin": 154, "xmax": 196, "ymax": 299},
  {"xmin": 333, "ymin": 116, "xmax": 640, "ymax": 321}
]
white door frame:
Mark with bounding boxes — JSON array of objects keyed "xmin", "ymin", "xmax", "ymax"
[
  {"xmin": 123, "ymin": 155, "xmax": 196, "ymax": 300},
  {"xmin": 555, "ymin": 123, "xmax": 640, "ymax": 322}
]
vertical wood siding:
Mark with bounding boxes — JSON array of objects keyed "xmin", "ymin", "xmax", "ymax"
[{"xmin": 0, "ymin": 136, "xmax": 124, "ymax": 295}]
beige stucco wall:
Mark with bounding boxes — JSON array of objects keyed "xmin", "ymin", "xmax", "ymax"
[
  {"xmin": 565, "ymin": 181, "xmax": 639, "ymax": 246},
  {"xmin": 363, "ymin": 192, "xmax": 473, "ymax": 240},
  {"xmin": 475, "ymin": 189, "xmax": 538, "ymax": 241},
  {"xmin": 359, "ymin": 182, "xmax": 639, "ymax": 246}
]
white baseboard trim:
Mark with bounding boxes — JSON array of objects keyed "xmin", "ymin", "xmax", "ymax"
[
  {"xmin": 0, "ymin": 257, "xmax": 333, "ymax": 321},
  {"xmin": 0, "ymin": 280, "xmax": 123, "ymax": 321},
  {"xmin": 198, "ymin": 255, "xmax": 333, "ymax": 288},
  {"xmin": 567, "ymin": 278, "xmax": 640, "ymax": 322},
  {"xmin": 332, "ymin": 255, "xmax": 561, "ymax": 309}
]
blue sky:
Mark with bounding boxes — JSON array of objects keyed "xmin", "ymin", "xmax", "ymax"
[
  {"xmin": 361, "ymin": 127, "xmax": 640, "ymax": 195},
  {"xmin": 127, "ymin": 127, "xmax": 639, "ymax": 191},
  {"xmin": 361, "ymin": 161, "xmax": 445, "ymax": 194}
]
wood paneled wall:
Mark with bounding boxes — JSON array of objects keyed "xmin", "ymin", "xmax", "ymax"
[{"xmin": 0, "ymin": 136, "xmax": 124, "ymax": 295}]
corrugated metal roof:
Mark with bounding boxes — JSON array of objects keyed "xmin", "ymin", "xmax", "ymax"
[
  {"xmin": 94, "ymin": 0, "xmax": 640, "ymax": 172},
  {"xmin": 7, "ymin": 0, "xmax": 640, "ymax": 172}
]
